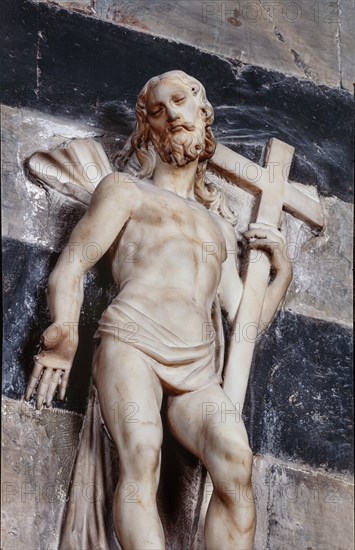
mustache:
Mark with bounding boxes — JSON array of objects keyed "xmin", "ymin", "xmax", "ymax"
[{"xmin": 166, "ymin": 121, "xmax": 195, "ymax": 133}]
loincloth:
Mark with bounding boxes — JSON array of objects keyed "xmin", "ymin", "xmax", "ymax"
[{"xmin": 96, "ymin": 298, "xmax": 222, "ymax": 394}]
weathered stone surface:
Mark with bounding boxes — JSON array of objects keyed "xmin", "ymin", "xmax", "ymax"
[
  {"xmin": 1, "ymin": 396, "xmax": 83, "ymax": 550},
  {"xmin": 1, "ymin": 104, "xmax": 109, "ymax": 249},
  {"xmin": 285, "ymin": 195, "xmax": 353, "ymax": 326},
  {"xmin": 38, "ymin": 0, "xmax": 95, "ymax": 15},
  {"xmin": 1, "ymin": 0, "xmax": 38, "ymax": 105},
  {"xmin": 244, "ymin": 311, "xmax": 353, "ymax": 473},
  {"xmin": 36, "ymin": 0, "xmax": 354, "ymax": 90},
  {"xmin": 195, "ymin": 455, "xmax": 354, "ymax": 550},
  {"xmin": 339, "ymin": 0, "xmax": 355, "ymax": 90},
  {"xmin": 262, "ymin": 459, "xmax": 354, "ymax": 550},
  {"xmin": 212, "ymin": 70, "xmax": 353, "ymax": 202}
]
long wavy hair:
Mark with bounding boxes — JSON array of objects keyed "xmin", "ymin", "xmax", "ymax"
[{"xmin": 114, "ymin": 70, "xmax": 220, "ymax": 208}]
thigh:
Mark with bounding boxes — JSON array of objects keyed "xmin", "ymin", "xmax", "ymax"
[
  {"xmin": 93, "ymin": 339, "xmax": 164, "ymax": 454},
  {"xmin": 167, "ymin": 384, "xmax": 250, "ymax": 464}
]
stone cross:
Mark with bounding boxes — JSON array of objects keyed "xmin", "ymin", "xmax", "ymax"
[{"xmin": 209, "ymin": 138, "xmax": 324, "ymax": 409}]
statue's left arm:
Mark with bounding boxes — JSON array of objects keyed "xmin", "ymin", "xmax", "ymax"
[
  {"xmin": 245, "ymin": 222, "xmax": 292, "ymax": 329},
  {"xmin": 218, "ymin": 221, "xmax": 292, "ymax": 402},
  {"xmin": 218, "ymin": 221, "xmax": 292, "ymax": 328}
]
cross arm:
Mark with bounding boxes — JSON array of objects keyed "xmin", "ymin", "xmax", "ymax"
[
  {"xmin": 209, "ymin": 139, "xmax": 323, "ymax": 231},
  {"xmin": 209, "ymin": 142, "xmax": 264, "ymax": 194},
  {"xmin": 283, "ymin": 182, "xmax": 323, "ymax": 229}
]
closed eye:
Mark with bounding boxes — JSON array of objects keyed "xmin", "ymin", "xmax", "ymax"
[
  {"xmin": 151, "ymin": 108, "xmax": 164, "ymax": 117},
  {"xmin": 174, "ymin": 96, "xmax": 186, "ymax": 104}
]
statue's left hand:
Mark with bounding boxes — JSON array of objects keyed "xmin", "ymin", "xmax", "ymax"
[{"xmin": 244, "ymin": 221, "xmax": 293, "ymax": 284}]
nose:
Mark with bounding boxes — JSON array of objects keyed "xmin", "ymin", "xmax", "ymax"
[{"xmin": 166, "ymin": 105, "xmax": 180, "ymax": 122}]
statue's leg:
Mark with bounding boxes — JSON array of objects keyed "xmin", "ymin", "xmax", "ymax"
[
  {"xmin": 93, "ymin": 338, "xmax": 165, "ymax": 550},
  {"xmin": 167, "ymin": 384, "xmax": 255, "ymax": 550}
]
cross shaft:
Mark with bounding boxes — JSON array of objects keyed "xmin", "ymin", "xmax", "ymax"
[{"xmin": 209, "ymin": 138, "xmax": 323, "ymax": 408}]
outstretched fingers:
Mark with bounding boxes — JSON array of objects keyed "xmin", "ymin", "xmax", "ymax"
[
  {"xmin": 36, "ymin": 367, "xmax": 53, "ymax": 409},
  {"xmin": 59, "ymin": 370, "xmax": 70, "ymax": 401},
  {"xmin": 25, "ymin": 361, "xmax": 43, "ymax": 401},
  {"xmin": 45, "ymin": 370, "xmax": 62, "ymax": 407}
]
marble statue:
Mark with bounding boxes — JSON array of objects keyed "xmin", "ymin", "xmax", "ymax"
[{"xmin": 24, "ymin": 70, "xmax": 323, "ymax": 550}]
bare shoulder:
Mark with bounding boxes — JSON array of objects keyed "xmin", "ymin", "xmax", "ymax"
[
  {"xmin": 91, "ymin": 171, "xmax": 142, "ymax": 208},
  {"xmin": 212, "ymin": 212, "xmax": 237, "ymax": 245}
]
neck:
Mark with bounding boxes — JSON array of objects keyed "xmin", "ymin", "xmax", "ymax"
[{"xmin": 152, "ymin": 154, "xmax": 199, "ymax": 199}]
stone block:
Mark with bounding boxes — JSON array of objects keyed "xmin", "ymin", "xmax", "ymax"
[
  {"xmin": 1, "ymin": 397, "xmax": 83, "ymax": 550},
  {"xmin": 212, "ymin": 71, "xmax": 353, "ymax": 203},
  {"xmin": 244, "ymin": 312, "xmax": 353, "ymax": 472},
  {"xmin": 339, "ymin": 0, "xmax": 355, "ymax": 90},
  {"xmin": 36, "ymin": 0, "xmax": 354, "ymax": 90},
  {"xmin": 38, "ymin": 0, "xmax": 95, "ymax": 16},
  {"xmin": 285, "ymin": 195, "xmax": 353, "ymax": 326},
  {"xmin": 253, "ymin": 455, "xmax": 354, "ymax": 550},
  {"xmin": 194, "ymin": 455, "xmax": 354, "ymax": 549},
  {"xmin": 1, "ymin": 0, "xmax": 38, "ymax": 105}
]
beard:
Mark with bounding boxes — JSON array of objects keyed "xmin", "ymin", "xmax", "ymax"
[{"xmin": 150, "ymin": 116, "xmax": 207, "ymax": 167}]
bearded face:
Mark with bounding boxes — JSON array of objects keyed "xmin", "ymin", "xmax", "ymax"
[
  {"xmin": 131, "ymin": 74, "xmax": 216, "ymax": 176},
  {"xmin": 149, "ymin": 111, "xmax": 207, "ymax": 167}
]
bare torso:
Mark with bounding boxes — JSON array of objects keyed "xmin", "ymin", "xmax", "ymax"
[{"xmin": 108, "ymin": 179, "xmax": 227, "ymax": 342}]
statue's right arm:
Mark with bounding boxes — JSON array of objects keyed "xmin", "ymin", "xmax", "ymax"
[{"xmin": 25, "ymin": 172, "xmax": 139, "ymax": 408}]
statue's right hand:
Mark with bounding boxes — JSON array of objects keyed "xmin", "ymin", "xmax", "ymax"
[{"xmin": 25, "ymin": 323, "xmax": 78, "ymax": 409}]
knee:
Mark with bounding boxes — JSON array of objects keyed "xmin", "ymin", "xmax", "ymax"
[
  {"xmin": 121, "ymin": 440, "xmax": 161, "ymax": 481},
  {"xmin": 207, "ymin": 440, "xmax": 253, "ymax": 496}
]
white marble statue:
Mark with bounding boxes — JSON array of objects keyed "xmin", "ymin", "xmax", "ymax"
[{"xmin": 24, "ymin": 70, "xmax": 322, "ymax": 550}]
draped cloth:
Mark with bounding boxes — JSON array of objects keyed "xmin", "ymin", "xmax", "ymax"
[
  {"xmin": 97, "ymin": 298, "xmax": 223, "ymax": 394},
  {"xmin": 59, "ymin": 384, "xmax": 121, "ymax": 550},
  {"xmin": 59, "ymin": 297, "xmax": 225, "ymax": 550}
]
